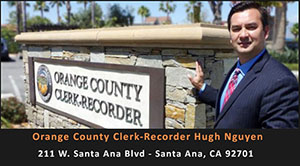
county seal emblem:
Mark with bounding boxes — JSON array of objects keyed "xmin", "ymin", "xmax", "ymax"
[{"xmin": 37, "ymin": 65, "xmax": 52, "ymax": 102}]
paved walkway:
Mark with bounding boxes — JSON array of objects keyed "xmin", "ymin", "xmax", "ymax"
[{"xmin": 292, "ymin": 70, "xmax": 298, "ymax": 80}]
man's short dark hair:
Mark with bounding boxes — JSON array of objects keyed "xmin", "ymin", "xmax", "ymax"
[{"xmin": 227, "ymin": 2, "xmax": 269, "ymax": 31}]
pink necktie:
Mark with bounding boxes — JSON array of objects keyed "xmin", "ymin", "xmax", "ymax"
[{"xmin": 221, "ymin": 68, "xmax": 241, "ymax": 111}]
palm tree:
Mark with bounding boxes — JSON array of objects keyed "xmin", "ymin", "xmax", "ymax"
[
  {"xmin": 66, "ymin": 1, "xmax": 71, "ymax": 25},
  {"xmin": 272, "ymin": 2, "xmax": 287, "ymax": 52},
  {"xmin": 185, "ymin": 1, "xmax": 202, "ymax": 23},
  {"xmin": 138, "ymin": 5, "xmax": 150, "ymax": 24},
  {"xmin": 77, "ymin": 1, "xmax": 89, "ymax": 11},
  {"xmin": 34, "ymin": 1, "xmax": 49, "ymax": 19},
  {"xmin": 209, "ymin": 1, "xmax": 223, "ymax": 25},
  {"xmin": 291, "ymin": 23, "xmax": 298, "ymax": 41},
  {"xmin": 254, "ymin": 1, "xmax": 288, "ymax": 52},
  {"xmin": 7, "ymin": 1, "xmax": 22, "ymax": 34},
  {"xmin": 7, "ymin": 1, "xmax": 30, "ymax": 33},
  {"xmin": 91, "ymin": 1, "xmax": 95, "ymax": 27},
  {"xmin": 21, "ymin": 1, "xmax": 27, "ymax": 32},
  {"xmin": 50, "ymin": 1, "xmax": 65, "ymax": 24},
  {"xmin": 159, "ymin": 1, "xmax": 176, "ymax": 24}
]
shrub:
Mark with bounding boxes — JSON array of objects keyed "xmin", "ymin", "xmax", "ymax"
[
  {"xmin": 1, "ymin": 116, "xmax": 12, "ymax": 128},
  {"xmin": 1, "ymin": 97, "xmax": 27, "ymax": 124},
  {"xmin": 268, "ymin": 46, "xmax": 299, "ymax": 64},
  {"xmin": 1, "ymin": 27, "xmax": 20, "ymax": 53}
]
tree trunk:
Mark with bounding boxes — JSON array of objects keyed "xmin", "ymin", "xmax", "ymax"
[
  {"xmin": 193, "ymin": 3, "xmax": 201, "ymax": 23},
  {"xmin": 91, "ymin": 1, "xmax": 95, "ymax": 27},
  {"xmin": 16, "ymin": 2, "xmax": 21, "ymax": 34},
  {"xmin": 272, "ymin": 2, "xmax": 287, "ymax": 52},
  {"xmin": 66, "ymin": 1, "xmax": 71, "ymax": 25},
  {"xmin": 57, "ymin": 4, "xmax": 61, "ymax": 24},
  {"xmin": 84, "ymin": 2, "xmax": 87, "ymax": 11},
  {"xmin": 209, "ymin": 1, "xmax": 222, "ymax": 25},
  {"xmin": 41, "ymin": 8, "xmax": 44, "ymax": 19},
  {"xmin": 22, "ymin": 1, "xmax": 27, "ymax": 32}
]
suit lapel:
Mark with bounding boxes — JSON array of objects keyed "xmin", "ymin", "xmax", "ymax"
[
  {"xmin": 214, "ymin": 71, "xmax": 257, "ymax": 126},
  {"xmin": 214, "ymin": 52, "xmax": 271, "ymax": 128}
]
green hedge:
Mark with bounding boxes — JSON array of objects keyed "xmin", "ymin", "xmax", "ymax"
[
  {"xmin": 1, "ymin": 97, "xmax": 27, "ymax": 125},
  {"xmin": 268, "ymin": 46, "xmax": 299, "ymax": 64},
  {"xmin": 1, "ymin": 27, "xmax": 20, "ymax": 53}
]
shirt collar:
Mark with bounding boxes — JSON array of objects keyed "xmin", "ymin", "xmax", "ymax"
[{"xmin": 237, "ymin": 48, "xmax": 266, "ymax": 75}]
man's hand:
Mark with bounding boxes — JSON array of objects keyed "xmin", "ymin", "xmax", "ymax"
[{"xmin": 188, "ymin": 61, "xmax": 204, "ymax": 90}]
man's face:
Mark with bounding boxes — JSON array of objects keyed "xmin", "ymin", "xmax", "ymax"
[{"xmin": 229, "ymin": 8, "xmax": 269, "ymax": 60}]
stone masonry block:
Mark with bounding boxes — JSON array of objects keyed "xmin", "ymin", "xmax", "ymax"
[
  {"xmin": 27, "ymin": 46, "xmax": 50, "ymax": 58},
  {"xmin": 186, "ymin": 104, "xmax": 206, "ymax": 129},
  {"xmin": 90, "ymin": 51, "xmax": 105, "ymax": 63},
  {"xmin": 71, "ymin": 53, "xmax": 90, "ymax": 61},
  {"xmin": 165, "ymin": 117, "xmax": 184, "ymax": 129},
  {"xmin": 188, "ymin": 49, "xmax": 214, "ymax": 56},
  {"xmin": 166, "ymin": 67, "xmax": 195, "ymax": 89},
  {"xmin": 175, "ymin": 56, "xmax": 203, "ymax": 69},
  {"xmin": 133, "ymin": 48, "xmax": 152, "ymax": 55},
  {"xmin": 166, "ymin": 86, "xmax": 187, "ymax": 103},
  {"xmin": 185, "ymin": 104, "xmax": 196, "ymax": 128},
  {"xmin": 210, "ymin": 60, "xmax": 224, "ymax": 88},
  {"xmin": 162, "ymin": 56, "xmax": 181, "ymax": 67},
  {"xmin": 25, "ymin": 104, "xmax": 34, "ymax": 122},
  {"xmin": 222, "ymin": 58, "xmax": 237, "ymax": 75},
  {"xmin": 215, "ymin": 52, "xmax": 236, "ymax": 58},
  {"xmin": 166, "ymin": 99, "xmax": 186, "ymax": 109},
  {"xmin": 162, "ymin": 49, "xmax": 187, "ymax": 56},
  {"xmin": 105, "ymin": 47, "xmax": 132, "ymax": 53},
  {"xmin": 50, "ymin": 47, "xmax": 63, "ymax": 57},
  {"xmin": 105, "ymin": 55, "xmax": 136, "ymax": 65},
  {"xmin": 22, "ymin": 49, "xmax": 28, "ymax": 63},
  {"xmin": 195, "ymin": 104, "xmax": 206, "ymax": 128},
  {"xmin": 36, "ymin": 113, "xmax": 44, "ymax": 127},
  {"xmin": 136, "ymin": 55, "xmax": 163, "ymax": 68},
  {"xmin": 43, "ymin": 110, "xmax": 49, "ymax": 128},
  {"xmin": 163, "ymin": 56, "xmax": 202, "ymax": 69},
  {"xmin": 165, "ymin": 104, "xmax": 185, "ymax": 122}
]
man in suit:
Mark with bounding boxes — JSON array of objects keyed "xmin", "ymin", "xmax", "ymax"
[{"xmin": 188, "ymin": 2, "xmax": 299, "ymax": 128}]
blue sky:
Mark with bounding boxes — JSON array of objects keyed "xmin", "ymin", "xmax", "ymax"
[{"xmin": 1, "ymin": 1, "xmax": 299, "ymax": 37}]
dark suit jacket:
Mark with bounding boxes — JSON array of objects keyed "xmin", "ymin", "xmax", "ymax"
[{"xmin": 199, "ymin": 51, "xmax": 299, "ymax": 129}]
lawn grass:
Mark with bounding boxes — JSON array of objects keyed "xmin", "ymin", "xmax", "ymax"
[{"xmin": 283, "ymin": 63, "xmax": 299, "ymax": 71}]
